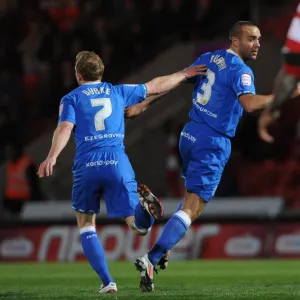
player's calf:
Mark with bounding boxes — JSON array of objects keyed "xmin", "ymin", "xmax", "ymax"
[{"xmin": 76, "ymin": 212, "xmax": 115, "ymax": 289}]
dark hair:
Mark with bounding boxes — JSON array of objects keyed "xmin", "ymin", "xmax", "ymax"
[
  {"xmin": 229, "ymin": 21, "xmax": 256, "ymax": 40},
  {"xmin": 75, "ymin": 51, "xmax": 104, "ymax": 81}
]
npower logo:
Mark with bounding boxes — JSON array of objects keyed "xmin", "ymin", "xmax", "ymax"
[{"xmin": 36, "ymin": 224, "xmax": 221, "ymax": 262}]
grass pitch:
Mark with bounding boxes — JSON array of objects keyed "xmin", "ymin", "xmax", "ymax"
[{"xmin": 0, "ymin": 260, "xmax": 300, "ymax": 299}]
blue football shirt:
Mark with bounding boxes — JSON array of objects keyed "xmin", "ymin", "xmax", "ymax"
[
  {"xmin": 58, "ymin": 81, "xmax": 147, "ymax": 156},
  {"xmin": 189, "ymin": 49, "xmax": 256, "ymax": 137}
]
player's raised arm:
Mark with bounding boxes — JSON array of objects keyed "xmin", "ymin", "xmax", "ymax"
[
  {"xmin": 145, "ymin": 64, "xmax": 207, "ymax": 96},
  {"xmin": 125, "ymin": 65, "xmax": 206, "ymax": 118}
]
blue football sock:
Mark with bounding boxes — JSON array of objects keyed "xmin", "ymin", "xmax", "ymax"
[
  {"xmin": 148, "ymin": 210, "xmax": 191, "ymax": 266},
  {"xmin": 80, "ymin": 226, "xmax": 113, "ymax": 286},
  {"xmin": 134, "ymin": 201, "xmax": 155, "ymax": 232}
]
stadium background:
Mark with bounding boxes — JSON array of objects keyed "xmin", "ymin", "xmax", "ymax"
[{"xmin": 1, "ymin": 0, "xmax": 300, "ymax": 285}]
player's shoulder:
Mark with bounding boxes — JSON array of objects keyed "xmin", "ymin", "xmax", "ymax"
[
  {"xmin": 194, "ymin": 51, "xmax": 214, "ymax": 63},
  {"xmin": 114, "ymin": 83, "xmax": 145, "ymax": 96},
  {"xmin": 198, "ymin": 49, "xmax": 231, "ymax": 63},
  {"xmin": 200, "ymin": 51, "xmax": 213, "ymax": 59},
  {"xmin": 60, "ymin": 88, "xmax": 78, "ymax": 103},
  {"xmin": 226, "ymin": 51, "xmax": 253, "ymax": 74},
  {"xmin": 115, "ymin": 83, "xmax": 141, "ymax": 89},
  {"xmin": 204, "ymin": 49, "xmax": 227, "ymax": 57},
  {"xmin": 64, "ymin": 85, "xmax": 85, "ymax": 97}
]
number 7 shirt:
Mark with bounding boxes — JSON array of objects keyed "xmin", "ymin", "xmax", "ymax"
[{"xmin": 58, "ymin": 81, "xmax": 147, "ymax": 157}]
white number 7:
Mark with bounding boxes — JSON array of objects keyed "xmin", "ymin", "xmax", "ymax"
[{"xmin": 91, "ymin": 98, "xmax": 112, "ymax": 131}]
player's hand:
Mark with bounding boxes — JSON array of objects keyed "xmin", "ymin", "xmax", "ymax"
[
  {"xmin": 258, "ymin": 109, "xmax": 279, "ymax": 143},
  {"xmin": 125, "ymin": 103, "xmax": 145, "ymax": 119},
  {"xmin": 37, "ymin": 157, "xmax": 57, "ymax": 178},
  {"xmin": 182, "ymin": 64, "xmax": 207, "ymax": 79}
]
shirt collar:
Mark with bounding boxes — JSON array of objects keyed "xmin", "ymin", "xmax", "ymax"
[
  {"xmin": 226, "ymin": 49, "xmax": 240, "ymax": 57},
  {"xmin": 81, "ymin": 81, "xmax": 102, "ymax": 85}
]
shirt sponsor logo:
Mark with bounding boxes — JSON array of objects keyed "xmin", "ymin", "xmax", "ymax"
[
  {"xmin": 180, "ymin": 132, "xmax": 197, "ymax": 143},
  {"xmin": 86, "ymin": 160, "xmax": 118, "ymax": 167},
  {"xmin": 193, "ymin": 100, "xmax": 218, "ymax": 118},
  {"xmin": 85, "ymin": 133, "xmax": 124, "ymax": 141}
]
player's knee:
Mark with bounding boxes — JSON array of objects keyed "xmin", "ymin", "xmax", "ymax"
[
  {"xmin": 75, "ymin": 211, "xmax": 96, "ymax": 228},
  {"xmin": 79, "ymin": 221, "xmax": 94, "ymax": 228},
  {"xmin": 77, "ymin": 220, "xmax": 94, "ymax": 229}
]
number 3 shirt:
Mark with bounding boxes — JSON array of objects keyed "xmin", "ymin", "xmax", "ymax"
[{"xmin": 189, "ymin": 49, "xmax": 256, "ymax": 137}]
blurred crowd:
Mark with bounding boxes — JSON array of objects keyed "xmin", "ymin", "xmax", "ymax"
[{"xmin": 0, "ymin": 0, "xmax": 215, "ymax": 161}]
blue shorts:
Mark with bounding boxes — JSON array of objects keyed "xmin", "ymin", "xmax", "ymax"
[
  {"xmin": 72, "ymin": 148, "xmax": 139, "ymax": 218},
  {"xmin": 179, "ymin": 121, "xmax": 231, "ymax": 202}
]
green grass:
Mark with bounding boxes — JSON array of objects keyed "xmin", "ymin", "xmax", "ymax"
[{"xmin": 1, "ymin": 260, "xmax": 300, "ymax": 299}]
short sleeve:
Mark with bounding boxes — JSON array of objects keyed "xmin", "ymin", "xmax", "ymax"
[
  {"xmin": 58, "ymin": 95, "xmax": 76, "ymax": 125},
  {"xmin": 231, "ymin": 67, "xmax": 256, "ymax": 97},
  {"xmin": 117, "ymin": 84, "xmax": 147, "ymax": 106}
]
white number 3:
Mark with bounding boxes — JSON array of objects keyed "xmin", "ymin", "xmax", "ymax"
[
  {"xmin": 91, "ymin": 98, "xmax": 112, "ymax": 131},
  {"xmin": 196, "ymin": 69, "xmax": 216, "ymax": 105}
]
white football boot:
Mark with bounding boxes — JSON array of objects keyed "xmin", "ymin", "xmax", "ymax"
[
  {"xmin": 99, "ymin": 282, "xmax": 117, "ymax": 293},
  {"xmin": 135, "ymin": 254, "xmax": 154, "ymax": 292}
]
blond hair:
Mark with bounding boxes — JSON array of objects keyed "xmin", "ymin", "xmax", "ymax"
[{"xmin": 75, "ymin": 51, "xmax": 104, "ymax": 81}]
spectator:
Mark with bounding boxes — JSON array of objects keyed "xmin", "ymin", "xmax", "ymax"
[{"xmin": 3, "ymin": 142, "xmax": 42, "ymax": 217}]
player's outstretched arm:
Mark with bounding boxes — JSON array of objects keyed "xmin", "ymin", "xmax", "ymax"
[
  {"xmin": 125, "ymin": 65, "xmax": 206, "ymax": 118},
  {"xmin": 145, "ymin": 65, "xmax": 207, "ymax": 96},
  {"xmin": 37, "ymin": 121, "xmax": 74, "ymax": 178},
  {"xmin": 238, "ymin": 93, "xmax": 274, "ymax": 112}
]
